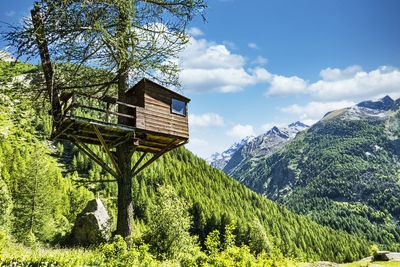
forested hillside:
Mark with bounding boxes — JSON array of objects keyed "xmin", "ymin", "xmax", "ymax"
[
  {"xmin": 0, "ymin": 59, "xmax": 374, "ymax": 264},
  {"xmin": 229, "ymin": 98, "xmax": 400, "ymax": 250}
]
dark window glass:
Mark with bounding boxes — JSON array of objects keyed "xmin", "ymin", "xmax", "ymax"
[{"xmin": 171, "ymin": 98, "xmax": 186, "ymax": 116}]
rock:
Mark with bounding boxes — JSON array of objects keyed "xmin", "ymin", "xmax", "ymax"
[
  {"xmin": 357, "ymin": 95, "xmax": 395, "ymax": 111},
  {"xmin": 70, "ymin": 198, "xmax": 111, "ymax": 246},
  {"xmin": 304, "ymin": 262, "xmax": 340, "ymax": 267},
  {"xmin": 373, "ymin": 251, "xmax": 390, "ymax": 261}
]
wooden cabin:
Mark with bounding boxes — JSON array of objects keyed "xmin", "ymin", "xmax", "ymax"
[
  {"xmin": 52, "ymin": 78, "xmax": 190, "ymax": 155},
  {"xmin": 127, "ymin": 78, "xmax": 190, "ymax": 139}
]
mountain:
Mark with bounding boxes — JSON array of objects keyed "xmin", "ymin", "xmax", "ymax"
[
  {"xmin": 229, "ymin": 95, "xmax": 400, "ymax": 247},
  {"xmin": 0, "ymin": 51, "xmax": 15, "ymax": 62},
  {"xmin": 0, "ymin": 59, "xmax": 373, "ymax": 263},
  {"xmin": 223, "ymin": 121, "xmax": 308, "ymax": 175},
  {"xmin": 207, "ymin": 136, "xmax": 254, "ymax": 170}
]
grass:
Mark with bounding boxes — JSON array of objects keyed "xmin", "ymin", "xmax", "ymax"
[{"xmin": 1, "ymin": 243, "xmax": 101, "ymax": 266}]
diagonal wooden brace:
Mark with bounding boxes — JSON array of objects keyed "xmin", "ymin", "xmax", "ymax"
[
  {"xmin": 91, "ymin": 124, "xmax": 122, "ymax": 177},
  {"xmin": 130, "ymin": 152, "xmax": 148, "ymax": 176},
  {"xmin": 132, "ymin": 139, "xmax": 177, "ymax": 177},
  {"xmin": 71, "ymin": 136, "xmax": 119, "ymax": 179}
]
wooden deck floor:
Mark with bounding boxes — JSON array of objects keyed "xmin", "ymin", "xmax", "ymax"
[{"xmin": 52, "ymin": 116, "xmax": 187, "ymax": 154}]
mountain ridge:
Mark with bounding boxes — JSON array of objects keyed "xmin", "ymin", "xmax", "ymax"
[{"xmin": 227, "ymin": 95, "xmax": 400, "ymax": 247}]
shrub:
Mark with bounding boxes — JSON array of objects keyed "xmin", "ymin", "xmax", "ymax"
[{"xmin": 146, "ymin": 185, "xmax": 199, "ymax": 260}]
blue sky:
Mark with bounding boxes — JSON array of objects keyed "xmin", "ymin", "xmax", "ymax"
[{"xmin": 2, "ymin": 0, "xmax": 400, "ymax": 158}]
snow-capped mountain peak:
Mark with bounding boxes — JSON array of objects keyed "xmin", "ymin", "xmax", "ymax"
[
  {"xmin": 357, "ymin": 95, "xmax": 395, "ymax": 111},
  {"xmin": 208, "ymin": 122, "xmax": 309, "ymax": 172},
  {"xmin": 206, "ymin": 135, "xmax": 254, "ymax": 170}
]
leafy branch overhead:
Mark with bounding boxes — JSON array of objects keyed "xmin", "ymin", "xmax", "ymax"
[{"xmin": 2, "ymin": 0, "xmax": 207, "ymax": 97}]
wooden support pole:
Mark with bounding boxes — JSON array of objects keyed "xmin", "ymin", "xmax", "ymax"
[
  {"xmin": 71, "ymin": 137, "xmax": 119, "ymax": 179},
  {"xmin": 132, "ymin": 139, "xmax": 177, "ymax": 177},
  {"xmin": 131, "ymin": 152, "xmax": 148, "ymax": 176},
  {"xmin": 92, "ymin": 124, "xmax": 122, "ymax": 176}
]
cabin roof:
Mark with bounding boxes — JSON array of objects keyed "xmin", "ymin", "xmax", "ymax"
[{"xmin": 127, "ymin": 78, "xmax": 191, "ymax": 103}]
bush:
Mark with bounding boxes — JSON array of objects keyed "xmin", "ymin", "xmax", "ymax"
[
  {"xmin": 249, "ymin": 217, "xmax": 273, "ymax": 255},
  {"xmin": 146, "ymin": 185, "xmax": 199, "ymax": 260},
  {"xmin": 97, "ymin": 235, "xmax": 159, "ymax": 266}
]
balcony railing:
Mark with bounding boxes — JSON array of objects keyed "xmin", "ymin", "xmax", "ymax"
[{"xmin": 59, "ymin": 92, "xmax": 136, "ymax": 127}]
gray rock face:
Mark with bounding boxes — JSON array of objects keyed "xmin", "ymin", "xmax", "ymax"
[
  {"xmin": 224, "ymin": 121, "xmax": 308, "ymax": 176},
  {"xmin": 207, "ymin": 136, "xmax": 254, "ymax": 170},
  {"xmin": 70, "ymin": 198, "xmax": 111, "ymax": 245},
  {"xmin": 357, "ymin": 95, "xmax": 395, "ymax": 111},
  {"xmin": 322, "ymin": 96, "xmax": 395, "ymax": 123}
]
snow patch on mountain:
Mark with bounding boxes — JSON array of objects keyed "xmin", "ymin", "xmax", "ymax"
[
  {"xmin": 223, "ymin": 121, "xmax": 308, "ymax": 174},
  {"xmin": 207, "ymin": 121, "xmax": 308, "ymax": 173},
  {"xmin": 207, "ymin": 135, "xmax": 254, "ymax": 170},
  {"xmin": 323, "ymin": 95, "xmax": 395, "ymax": 122},
  {"xmin": 0, "ymin": 51, "xmax": 15, "ymax": 62}
]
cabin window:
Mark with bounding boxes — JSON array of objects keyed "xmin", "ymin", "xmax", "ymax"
[{"xmin": 171, "ymin": 98, "xmax": 186, "ymax": 116}]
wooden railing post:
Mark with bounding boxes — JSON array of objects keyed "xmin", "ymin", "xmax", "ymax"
[{"xmin": 106, "ymin": 102, "xmax": 110, "ymax": 123}]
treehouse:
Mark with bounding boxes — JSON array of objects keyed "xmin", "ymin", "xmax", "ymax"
[{"xmin": 51, "ymin": 78, "xmax": 190, "ymax": 178}]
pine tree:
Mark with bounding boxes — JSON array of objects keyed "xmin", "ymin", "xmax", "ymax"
[{"xmin": 3, "ymin": 0, "xmax": 206, "ymax": 241}]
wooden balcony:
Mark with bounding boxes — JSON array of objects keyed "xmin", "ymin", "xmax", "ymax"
[{"xmin": 51, "ymin": 92, "xmax": 187, "ymax": 155}]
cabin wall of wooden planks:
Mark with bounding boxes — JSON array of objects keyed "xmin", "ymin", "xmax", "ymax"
[{"xmin": 132, "ymin": 80, "xmax": 189, "ymax": 139}]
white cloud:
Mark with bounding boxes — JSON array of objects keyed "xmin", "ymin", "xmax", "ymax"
[
  {"xmin": 265, "ymin": 75, "xmax": 308, "ymax": 96},
  {"xmin": 309, "ymin": 66, "xmax": 400, "ymax": 101},
  {"xmin": 226, "ymin": 124, "xmax": 255, "ymax": 140},
  {"xmin": 187, "ymin": 27, "xmax": 204, "ymax": 37},
  {"xmin": 264, "ymin": 65, "xmax": 400, "ymax": 102},
  {"xmin": 185, "ymin": 138, "xmax": 209, "ymax": 158},
  {"xmin": 182, "ymin": 38, "xmax": 245, "ymax": 69},
  {"xmin": 189, "ymin": 113, "xmax": 225, "ymax": 127},
  {"xmin": 181, "ymin": 67, "xmax": 271, "ymax": 93},
  {"xmin": 248, "ymin": 43, "xmax": 259, "ymax": 49},
  {"xmin": 180, "ymin": 37, "xmax": 271, "ymax": 93},
  {"xmin": 188, "ymin": 138, "xmax": 208, "ymax": 146},
  {"xmin": 223, "ymin": 41, "xmax": 237, "ymax": 50},
  {"xmin": 319, "ymin": 65, "xmax": 363, "ymax": 81},
  {"xmin": 280, "ymin": 100, "xmax": 356, "ymax": 123},
  {"xmin": 252, "ymin": 56, "xmax": 268, "ymax": 66}
]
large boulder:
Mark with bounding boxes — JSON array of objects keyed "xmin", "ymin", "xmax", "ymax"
[
  {"xmin": 70, "ymin": 198, "xmax": 111, "ymax": 246},
  {"xmin": 373, "ymin": 251, "xmax": 390, "ymax": 261}
]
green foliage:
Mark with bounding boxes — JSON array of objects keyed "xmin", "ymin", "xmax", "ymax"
[
  {"xmin": 231, "ymin": 116, "xmax": 400, "ymax": 250},
  {"xmin": 223, "ymin": 220, "xmax": 236, "ymax": 249},
  {"xmin": 0, "ymin": 60, "xmax": 36, "ymax": 86},
  {"xmin": 146, "ymin": 185, "xmax": 197, "ymax": 260},
  {"xmin": 0, "ymin": 86, "xmax": 93, "ymax": 244},
  {"xmin": 203, "ymin": 225, "xmax": 298, "ymax": 267},
  {"xmin": 370, "ymin": 244, "xmax": 379, "ymax": 256},
  {"xmin": 249, "ymin": 217, "xmax": 273, "ymax": 255},
  {"xmin": 0, "ymin": 175, "xmax": 12, "ymax": 231},
  {"xmin": 0, "ymin": 230, "xmax": 9, "ymax": 257},
  {"xmin": 124, "ymin": 147, "xmax": 370, "ymax": 262},
  {"xmin": 205, "ymin": 230, "xmax": 220, "ymax": 256},
  {"xmin": 0, "ymin": 60, "xmax": 372, "ymax": 263}
]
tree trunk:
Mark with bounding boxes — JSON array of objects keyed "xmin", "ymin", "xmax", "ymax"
[
  {"xmin": 116, "ymin": 144, "xmax": 133, "ymax": 239},
  {"xmin": 115, "ymin": 60, "xmax": 134, "ymax": 243},
  {"xmin": 31, "ymin": 5, "xmax": 62, "ymax": 125}
]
